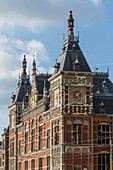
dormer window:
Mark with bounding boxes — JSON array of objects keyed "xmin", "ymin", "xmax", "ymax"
[
  {"xmin": 25, "ymin": 81, "xmax": 27, "ymax": 87},
  {"xmin": 62, "ymin": 46, "xmax": 65, "ymax": 53},
  {"xmin": 11, "ymin": 94, "xmax": 15, "ymax": 103},
  {"xmin": 96, "ymin": 89, "xmax": 100, "ymax": 94},
  {"xmin": 72, "ymin": 44, "xmax": 76, "ymax": 51},
  {"xmin": 74, "ymin": 55, "xmax": 79, "ymax": 70},
  {"xmin": 54, "ymin": 60, "xmax": 60, "ymax": 74},
  {"xmin": 103, "ymin": 80, "xmax": 106, "ymax": 87},
  {"xmin": 26, "ymin": 96, "xmax": 29, "ymax": 101},
  {"xmin": 25, "ymin": 92, "xmax": 29, "ymax": 101},
  {"xmin": 99, "ymin": 102, "xmax": 105, "ymax": 113},
  {"xmin": 100, "ymin": 105, "xmax": 104, "ymax": 110}
]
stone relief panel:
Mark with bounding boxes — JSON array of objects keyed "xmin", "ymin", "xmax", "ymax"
[{"xmin": 52, "ymin": 147, "xmax": 61, "ymax": 170}]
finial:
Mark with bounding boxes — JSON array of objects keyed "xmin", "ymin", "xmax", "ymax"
[
  {"xmin": 22, "ymin": 55, "xmax": 27, "ymax": 75},
  {"xmin": 68, "ymin": 10, "xmax": 74, "ymax": 37},
  {"xmin": 33, "ymin": 51, "xmax": 36, "ymax": 60},
  {"xmin": 32, "ymin": 59, "xmax": 36, "ymax": 75},
  {"xmin": 32, "ymin": 51, "xmax": 37, "ymax": 75}
]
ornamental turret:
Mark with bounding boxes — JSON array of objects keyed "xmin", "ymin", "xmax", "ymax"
[
  {"xmin": 68, "ymin": 11, "xmax": 74, "ymax": 37},
  {"xmin": 22, "ymin": 55, "xmax": 27, "ymax": 75},
  {"xmin": 32, "ymin": 59, "xmax": 36, "ymax": 75}
]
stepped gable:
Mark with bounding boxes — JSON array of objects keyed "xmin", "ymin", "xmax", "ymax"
[
  {"xmin": 12, "ymin": 55, "xmax": 31, "ymax": 103},
  {"xmin": 53, "ymin": 11, "xmax": 91, "ymax": 75},
  {"xmin": 93, "ymin": 72, "xmax": 113, "ymax": 114},
  {"xmin": 36, "ymin": 73, "xmax": 52, "ymax": 95}
]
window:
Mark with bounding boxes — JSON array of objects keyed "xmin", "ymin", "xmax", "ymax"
[
  {"xmin": 66, "ymin": 120, "xmax": 72, "ymax": 143},
  {"xmin": 47, "ymin": 156, "xmax": 50, "ymax": 170},
  {"xmin": 39, "ymin": 126, "xmax": 43, "ymax": 150},
  {"xmin": 54, "ymin": 122, "xmax": 59, "ymax": 145},
  {"xmin": 98, "ymin": 153, "xmax": 110, "ymax": 170},
  {"xmin": 39, "ymin": 158, "xmax": 42, "ymax": 170},
  {"xmin": 10, "ymin": 139, "xmax": 14, "ymax": 156},
  {"xmin": 19, "ymin": 140, "xmax": 21, "ymax": 156},
  {"xmin": 31, "ymin": 119, "xmax": 35, "ymax": 152},
  {"xmin": 52, "ymin": 123, "xmax": 54, "ymax": 146},
  {"xmin": 53, "ymin": 89, "xmax": 59, "ymax": 107},
  {"xmin": 98, "ymin": 125, "xmax": 110, "ymax": 145},
  {"xmin": 25, "ymin": 122, "xmax": 28, "ymax": 154},
  {"xmin": 31, "ymin": 159, "xmax": 35, "ymax": 170},
  {"xmin": 73, "ymin": 124, "xmax": 82, "ymax": 144},
  {"xmin": 47, "ymin": 129, "xmax": 50, "ymax": 148},
  {"xmin": 74, "ymin": 148, "xmax": 82, "ymax": 169},
  {"xmin": 19, "ymin": 162, "xmax": 21, "ymax": 170},
  {"xmin": 39, "ymin": 116, "xmax": 43, "ymax": 150},
  {"xmin": 11, "ymin": 115, "xmax": 14, "ymax": 128},
  {"xmin": 25, "ymin": 161, "xmax": 28, "ymax": 170}
]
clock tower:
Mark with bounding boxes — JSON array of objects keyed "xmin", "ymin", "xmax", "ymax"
[{"xmin": 49, "ymin": 11, "xmax": 94, "ymax": 170}]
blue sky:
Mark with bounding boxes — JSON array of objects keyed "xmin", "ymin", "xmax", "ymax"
[{"xmin": 0, "ymin": 0, "xmax": 113, "ymax": 137}]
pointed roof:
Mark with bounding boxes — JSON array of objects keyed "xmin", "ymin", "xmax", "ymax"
[
  {"xmin": 52, "ymin": 11, "xmax": 91, "ymax": 76},
  {"xmin": 11, "ymin": 55, "xmax": 31, "ymax": 104},
  {"xmin": 93, "ymin": 72, "xmax": 113, "ymax": 114}
]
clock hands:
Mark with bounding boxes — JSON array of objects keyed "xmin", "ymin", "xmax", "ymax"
[{"xmin": 76, "ymin": 90, "xmax": 82, "ymax": 100}]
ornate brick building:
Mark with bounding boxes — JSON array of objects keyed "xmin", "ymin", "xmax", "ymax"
[{"xmin": 0, "ymin": 11, "xmax": 113, "ymax": 170}]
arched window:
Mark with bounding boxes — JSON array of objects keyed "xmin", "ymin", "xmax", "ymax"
[
  {"xmin": 66, "ymin": 119, "xmax": 72, "ymax": 143},
  {"xmin": 25, "ymin": 122, "xmax": 28, "ymax": 154},
  {"xmin": 86, "ymin": 78, "xmax": 90, "ymax": 85},
  {"xmin": 31, "ymin": 119, "xmax": 35, "ymax": 152},
  {"xmin": 78, "ymin": 78, "xmax": 81, "ymax": 84},
  {"xmin": 39, "ymin": 116, "xmax": 43, "ymax": 150},
  {"xmin": 82, "ymin": 78, "xmax": 85, "ymax": 84},
  {"xmin": 83, "ymin": 120, "xmax": 89, "ymax": 144},
  {"xmin": 74, "ymin": 148, "xmax": 81, "ymax": 169},
  {"xmin": 73, "ymin": 119, "xmax": 82, "ymax": 144},
  {"xmin": 82, "ymin": 148, "xmax": 88, "ymax": 169},
  {"xmin": 54, "ymin": 121, "xmax": 59, "ymax": 145},
  {"xmin": 67, "ymin": 148, "xmax": 73, "ymax": 170},
  {"xmin": 52, "ymin": 122, "xmax": 54, "ymax": 146}
]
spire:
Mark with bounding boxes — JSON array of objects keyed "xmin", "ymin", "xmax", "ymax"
[
  {"xmin": 22, "ymin": 55, "xmax": 27, "ymax": 75},
  {"xmin": 32, "ymin": 59, "xmax": 36, "ymax": 75},
  {"xmin": 32, "ymin": 51, "xmax": 36, "ymax": 75},
  {"xmin": 68, "ymin": 11, "xmax": 74, "ymax": 36}
]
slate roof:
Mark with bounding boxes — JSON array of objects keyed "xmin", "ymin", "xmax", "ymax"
[
  {"xmin": 55, "ymin": 36, "xmax": 91, "ymax": 74},
  {"xmin": 36, "ymin": 73, "xmax": 52, "ymax": 95},
  {"xmin": 93, "ymin": 72, "xmax": 113, "ymax": 114},
  {"xmin": 14, "ymin": 75, "xmax": 31, "ymax": 103}
]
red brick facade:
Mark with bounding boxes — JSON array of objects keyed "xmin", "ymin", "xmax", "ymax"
[{"xmin": 0, "ymin": 11, "xmax": 113, "ymax": 170}]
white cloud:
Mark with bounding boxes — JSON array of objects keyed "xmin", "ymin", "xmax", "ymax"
[
  {"xmin": 0, "ymin": 35, "xmax": 51, "ymax": 132},
  {"xmin": 89, "ymin": 0, "xmax": 102, "ymax": 6},
  {"xmin": 0, "ymin": 0, "xmax": 104, "ymax": 32}
]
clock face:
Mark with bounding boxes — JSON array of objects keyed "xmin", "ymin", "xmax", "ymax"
[{"xmin": 70, "ymin": 87, "xmax": 85, "ymax": 104}]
